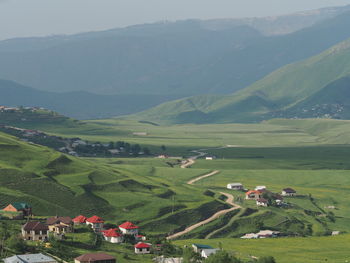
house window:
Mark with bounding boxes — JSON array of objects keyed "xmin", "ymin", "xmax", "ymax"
[
  {"xmin": 39, "ymin": 236, "xmax": 42, "ymax": 240},
  {"xmin": 27, "ymin": 231, "xmax": 31, "ymax": 234}
]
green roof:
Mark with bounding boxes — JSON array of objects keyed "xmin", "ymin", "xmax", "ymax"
[
  {"xmin": 192, "ymin": 243, "xmax": 213, "ymax": 249},
  {"xmin": 11, "ymin": 202, "xmax": 31, "ymax": 210}
]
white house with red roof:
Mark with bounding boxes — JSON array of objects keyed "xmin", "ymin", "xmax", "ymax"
[
  {"xmin": 102, "ymin": 228, "xmax": 123, "ymax": 244},
  {"xmin": 86, "ymin": 216, "xmax": 104, "ymax": 232},
  {"xmin": 134, "ymin": 242, "xmax": 151, "ymax": 254},
  {"xmin": 245, "ymin": 190, "xmax": 263, "ymax": 200},
  {"xmin": 119, "ymin": 221, "xmax": 139, "ymax": 236},
  {"xmin": 73, "ymin": 215, "xmax": 87, "ymax": 225}
]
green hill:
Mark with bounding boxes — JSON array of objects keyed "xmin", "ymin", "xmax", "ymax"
[
  {"xmin": 0, "ymin": 131, "xmax": 230, "ymax": 235},
  {"xmin": 131, "ymin": 38, "xmax": 350, "ymax": 124}
]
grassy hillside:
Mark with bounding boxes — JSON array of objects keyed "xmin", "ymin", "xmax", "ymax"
[
  {"xmin": 131, "ymin": 38, "xmax": 350, "ymax": 124},
  {"xmin": 0, "ymin": 131, "xmax": 228, "ymax": 235}
]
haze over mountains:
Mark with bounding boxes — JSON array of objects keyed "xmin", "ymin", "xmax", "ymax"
[{"xmin": 1, "ymin": 5, "xmax": 350, "ymax": 121}]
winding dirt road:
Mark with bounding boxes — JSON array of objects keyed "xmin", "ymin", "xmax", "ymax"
[
  {"xmin": 166, "ymin": 148, "xmax": 241, "ymax": 240},
  {"xmin": 167, "ymin": 192, "xmax": 241, "ymax": 240}
]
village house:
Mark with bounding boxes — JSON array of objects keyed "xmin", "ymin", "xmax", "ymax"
[
  {"xmin": 226, "ymin": 183, "xmax": 244, "ymax": 190},
  {"xmin": 3, "ymin": 253, "xmax": 56, "ymax": 263},
  {"xmin": 134, "ymin": 242, "xmax": 152, "ymax": 254},
  {"xmin": 3, "ymin": 202, "xmax": 32, "ymax": 217},
  {"xmin": 240, "ymin": 233, "xmax": 259, "ymax": 239},
  {"xmin": 46, "ymin": 216, "xmax": 74, "ymax": 236},
  {"xmin": 73, "ymin": 215, "xmax": 87, "ymax": 225},
  {"xmin": 119, "ymin": 221, "xmax": 139, "ymax": 236},
  {"xmin": 256, "ymin": 198, "xmax": 269, "ymax": 207},
  {"xmin": 205, "ymin": 156, "xmax": 215, "ymax": 160},
  {"xmin": 102, "ymin": 228, "xmax": 124, "ymax": 243},
  {"xmin": 74, "ymin": 253, "xmax": 116, "ymax": 263},
  {"xmin": 245, "ymin": 190, "xmax": 263, "ymax": 200},
  {"xmin": 201, "ymin": 249, "xmax": 220, "ymax": 258},
  {"xmin": 256, "ymin": 230, "xmax": 280, "ymax": 238},
  {"xmin": 86, "ymin": 216, "xmax": 104, "ymax": 232},
  {"xmin": 255, "ymin": 186, "xmax": 267, "ymax": 191},
  {"xmin": 191, "ymin": 244, "xmax": 214, "ymax": 254},
  {"xmin": 22, "ymin": 221, "xmax": 49, "ymax": 241},
  {"xmin": 281, "ymin": 188, "xmax": 297, "ymax": 197},
  {"xmin": 241, "ymin": 230, "xmax": 280, "ymax": 239}
]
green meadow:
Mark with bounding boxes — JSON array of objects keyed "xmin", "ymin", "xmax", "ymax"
[
  {"xmin": 174, "ymin": 234, "xmax": 350, "ymax": 263},
  {"xmin": 2, "ymin": 116, "xmax": 350, "ymax": 261}
]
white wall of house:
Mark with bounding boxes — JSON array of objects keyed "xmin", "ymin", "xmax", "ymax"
[
  {"xmin": 135, "ymin": 247, "xmax": 150, "ymax": 254},
  {"xmin": 120, "ymin": 227, "xmax": 138, "ymax": 235}
]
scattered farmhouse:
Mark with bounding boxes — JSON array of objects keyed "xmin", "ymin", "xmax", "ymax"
[
  {"xmin": 201, "ymin": 248, "xmax": 220, "ymax": 258},
  {"xmin": 3, "ymin": 202, "xmax": 32, "ymax": 217},
  {"xmin": 241, "ymin": 233, "xmax": 259, "ymax": 239},
  {"xmin": 86, "ymin": 216, "xmax": 104, "ymax": 232},
  {"xmin": 256, "ymin": 198, "xmax": 269, "ymax": 207},
  {"xmin": 119, "ymin": 221, "xmax": 139, "ymax": 236},
  {"xmin": 74, "ymin": 253, "xmax": 116, "ymax": 263},
  {"xmin": 192, "ymin": 244, "xmax": 214, "ymax": 254},
  {"xmin": 22, "ymin": 221, "xmax": 49, "ymax": 241},
  {"xmin": 241, "ymin": 230, "xmax": 280, "ymax": 239},
  {"xmin": 102, "ymin": 228, "xmax": 124, "ymax": 243},
  {"xmin": 245, "ymin": 190, "xmax": 263, "ymax": 200},
  {"xmin": 205, "ymin": 156, "xmax": 216, "ymax": 160},
  {"xmin": 134, "ymin": 242, "xmax": 152, "ymax": 254},
  {"xmin": 46, "ymin": 216, "xmax": 74, "ymax": 237},
  {"xmin": 257, "ymin": 230, "xmax": 280, "ymax": 238},
  {"xmin": 3, "ymin": 253, "xmax": 56, "ymax": 263},
  {"xmin": 73, "ymin": 215, "xmax": 87, "ymax": 225},
  {"xmin": 255, "ymin": 186, "xmax": 266, "ymax": 191},
  {"xmin": 281, "ymin": 188, "xmax": 297, "ymax": 196},
  {"xmin": 227, "ymin": 183, "xmax": 243, "ymax": 190}
]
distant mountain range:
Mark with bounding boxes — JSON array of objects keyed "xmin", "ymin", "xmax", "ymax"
[
  {"xmin": 132, "ymin": 38, "xmax": 350, "ymax": 124},
  {"xmin": 1, "ymin": 5, "xmax": 350, "ymax": 120},
  {"xmin": 0, "ymin": 80, "xmax": 179, "ymax": 119}
]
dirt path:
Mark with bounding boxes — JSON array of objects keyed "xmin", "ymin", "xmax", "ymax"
[
  {"xmin": 167, "ymin": 192, "xmax": 241, "ymax": 240},
  {"xmin": 180, "ymin": 150, "xmax": 206, "ymax": 168},
  {"xmin": 187, "ymin": 170, "xmax": 220, "ymax": 185}
]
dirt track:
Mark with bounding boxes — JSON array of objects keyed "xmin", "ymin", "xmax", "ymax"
[{"xmin": 167, "ymin": 192, "xmax": 241, "ymax": 240}]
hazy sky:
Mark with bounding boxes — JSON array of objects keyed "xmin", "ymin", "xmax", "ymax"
[{"xmin": 0, "ymin": 0, "xmax": 350, "ymax": 40}]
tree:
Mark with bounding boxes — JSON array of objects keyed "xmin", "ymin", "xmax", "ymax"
[
  {"xmin": 5, "ymin": 235, "xmax": 27, "ymax": 253},
  {"xmin": 143, "ymin": 147, "xmax": 151, "ymax": 155},
  {"xmin": 108, "ymin": 142, "xmax": 114, "ymax": 149},
  {"xmin": 182, "ymin": 247, "xmax": 201, "ymax": 263},
  {"xmin": 257, "ymin": 256, "xmax": 276, "ymax": 263},
  {"xmin": 205, "ymin": 250, "xmax": 242, "ymax": 263},
  {"xmin": 161, "ymin": 145, "xmax": 166, "ymax": 152}
]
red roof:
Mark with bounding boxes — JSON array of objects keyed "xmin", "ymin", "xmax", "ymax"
[
  {"xmin": 102, "ymin": 228, "xmax": 122, "ymax": 237},
  {"xmin": 135, "ymin": 242, "xmax": 151, "ymax": 249},
  {"xmin": 86, "ymin": 215, "xmax": 104, "ymax": 224},
  {"xmin": 119, "ymin": 221, "xmax": 138, "ymax": 229},
  {"xmin": 246, "ymin": 190, "xmax": 262, "ymax": 196},
  {"xmin": 73, "ymin": 215, "xmax": 87, "ymax": 223}
]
